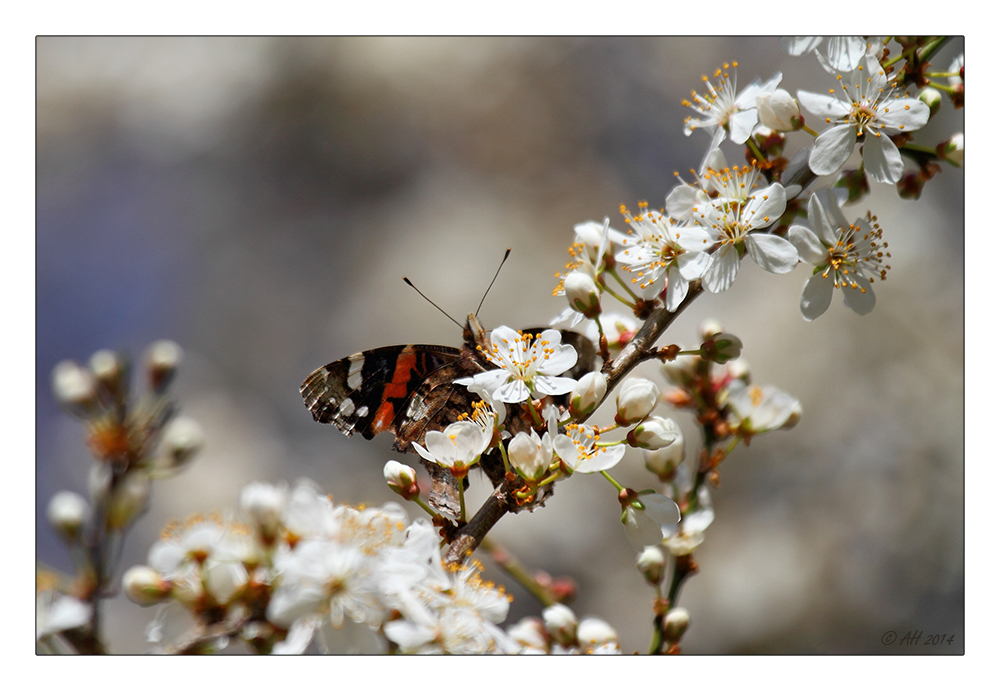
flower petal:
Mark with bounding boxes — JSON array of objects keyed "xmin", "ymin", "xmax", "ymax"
[
  {"xmin": 809, "ymin": 124, "xmax": 856, "ymax": 175},
  {"xmin": 862, "ymin": 131, "xmax": 904, "ymax": 183},
  {"xmin": 788, "ymin": 224, "xmax": 827, "ymax": 265},
  {"xmin": 800, "ymin": 272, "xmax": 833, "ymax": 321},
  {"xmin": 745, "ymin": 234, "xmax": 799, "ymax": 274},
  {"xmin": 797, "ymin": 90, "xmax": 850, "ymax": 120},
  {"xmin": 703, "ymin": 244, "xmax": 739, "ymax": 293},
  {"xmin": 841, "ymin": 279, "xmax": 876, "ymax": 315}
]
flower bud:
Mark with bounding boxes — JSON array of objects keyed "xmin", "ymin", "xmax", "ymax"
[
  {"xmin": 47, "ymin": 491, "xmax": 91, "ymax": 543},
  {"xmin": 698, "ymin": 318, "xmax": 724, "ymax": 341},
  {"xmin": 661, "ymin": 354, "xmax": 698, "ymax": 387},
  {"xmin": 507, "ymin": 616, "xmax": 548, "ymax": 651},
  {"xmin": 577, "ymin": 617, "xmax": 619, "ymax": 649},
  {"xmin": 918, "ymin": 86, "xmax": 943, "ymax": 117},
  {"xmin": 542, "ymin": 603, "xmax": 578, "ymax": 646},
  {"xmin": 383, "ymin": 461, "xmax": 420, "ymax": 500},
  {"xmin": 569, "ymin": 371, "xmax": 606, "ymax": 418},
  {"xmin": 159, "ymin": 417, "xmax": 204, "ymax": 471},
  {"xmin": 106, "ymin": 470, "xmax": 151, "ymax": 530},
  {"xmin": 726, "ymin": 358, "xmax": 751, "ymax": 383},
  {"xmin": 122, "ymin": 565, "xmax": 171, "ymax": 606},
  {"xmin": 756, "ymin": 89, "xmax": 803, "ymax": 132},
  {"xmin": 145, "ymin": 340, "xmax": 183, "ymax": 394},
  {"xmin": 240, "ymin": 482, "xmax": 288, "ymax": 542},
  {"xmin": 663, "ymin": 607, "xmax": 690, "ymax": 641},
  {"xmin": 89, "ymin": 349, "xmax": 126, "ymax": 397},
  {"xmin": 204, "ymin": 561, "xmax": 249, "ymax": 606},
  {"xmin": 52, "ymin": 360, "xmax": 98, "ymax": 416},
  {"xmin": 88, "ymin": 462, "xmax": 113, "ymax": 506},
  {"xmin": 627, "ymin": 416, "xmax": 681, "ymax": 450},
  {"xmin": 643, "ymin": 429, "xmax": 684, "ymax": 481},
  {"xmin": 936, "ymin": 133, "xmax": 963, "ymax": 167},
  {"xmin": 615, "ymin": 378, "xmax": 659, "ymax": 425},
  {"xmin": 564, "ymin": 270, "xmax": 601, "ymax": 319},
  {"xmin": 699, "ymin": 332, "xmax": 742, "ymax": 364},
  {"xmin": 636, "ymin": 545, "xmax": 665, "ymax": 585},
  {"xmin": 587, "ymin": 313, "xmax": 638, "ymax": 355},
  {"xmin": 508, "ymin": 431, "xmax": 549, "ymax": 482},
  {"xmin": 896, "ymin": 171, "xmax": 926, "ymax": 200}
]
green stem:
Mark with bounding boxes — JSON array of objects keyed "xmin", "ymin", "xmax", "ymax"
[
  {"xmin": 413, "ymin": 496, "xmax": 439, "ymax": 518},
  {"xmin": 600, "ymin": 470, "xmax": 625, "ymax": 493},
  {"xmin": 606, "ymin": 266, "xmax": 641, "ymax": 302}
]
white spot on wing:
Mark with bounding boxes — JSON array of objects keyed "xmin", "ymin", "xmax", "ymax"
[
  {"xmin": 339, "ymin": 398, "xmax": 355, "ymax": 417},
  {"xmin": 347, "ymin": 353, "xmax": 365, "ymax": 390}
]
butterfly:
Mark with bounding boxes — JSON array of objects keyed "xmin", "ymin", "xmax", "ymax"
[{"xmin": 300, "ymin": 314, "xmax": 596, "ymax": 514}]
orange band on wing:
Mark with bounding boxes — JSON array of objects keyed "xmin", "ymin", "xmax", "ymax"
[{"xmin": 371, "ymin": 349, "xmax": 418, "ymax": 433}]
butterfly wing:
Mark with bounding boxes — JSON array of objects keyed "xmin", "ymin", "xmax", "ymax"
[{"xmin": 300, "ymin": 344, "xmax": 466, "ymax": 449}]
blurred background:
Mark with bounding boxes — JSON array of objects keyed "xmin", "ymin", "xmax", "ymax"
[{"xmin": 36, "ymin": 36, "xmax": 964, "ymax": 654}]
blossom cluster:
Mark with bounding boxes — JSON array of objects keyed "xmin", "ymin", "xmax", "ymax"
[
  {"xmin": 39, "ymin": 36, "xmax": 962, "ymax": 656},
  {"xmin": 118, "ymin": 480, "xmax": 518, "ymax": 653},
  {"xmin": 38, "ymin": 342, "xmax": 204, "ymax": 653}
]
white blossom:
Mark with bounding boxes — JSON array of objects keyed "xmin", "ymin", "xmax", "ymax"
[
  {"xmin": 798, "ymin": 55, "xmax": 930, "ymax": 183},
  {"xmin": 788, "ymin": 191, "xmax": 889, "ymax": 320},
  {"xmin": 682, "ymin": 61, "xmax": 782, "ymax": 152},
  {"xmin": 725, "ymin": 380, "xmax": 802, "ymax": 435},
  {"xmin": 622, "ymin": 493, "xmax": 681, "ymax": 551},
  {"xmin": 615, "ymin": 202, "xmax": 712, "ymax": 309},
  {"xmin": 457, "ymin": 326, "xmax": 579, "ymax": 404}
]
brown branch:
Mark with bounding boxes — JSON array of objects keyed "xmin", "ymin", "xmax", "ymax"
[{"xmin": 444, "ymin": 165, "xmax": 818, "ymax": 565}]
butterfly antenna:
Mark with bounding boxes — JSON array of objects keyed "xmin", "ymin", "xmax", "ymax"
[
  {"xmin": 402, "ymin": 277, "xmax": 463, "ymax": 329},
  {"xmin": 476, "ymin": 248, "xmax": 511, "ymax": 317}
]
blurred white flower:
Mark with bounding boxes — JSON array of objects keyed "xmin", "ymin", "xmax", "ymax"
[{"xmin": 622, "ymin": 493, "xmax": 680, "ymax": 551}]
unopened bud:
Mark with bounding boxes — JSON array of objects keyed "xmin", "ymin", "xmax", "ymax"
[
  {"xmin": 698, "ymin": 319, "xmax": 724, "ymax": 341},
  {"xmin": 106, "ymin": 470, "xmax": 151, "ymax": 530},
  {"xmin": 663, "ymin": 607, "xmax": 690, "ymax": 641},
  {"xmin": 122, "ymin": 566, "xmax": 171, "ymax": 606},
  {"xmin": 564, "ymin": 271, "xmax": 602, "ymax": 319},
  {"xmin": 918, "ymin": 87, "xmax": 943, "ymax": 117},
  {"xmin": 637, "ymin": 546, "xmax": 665, "ymax": 585},
  {"xmin": 896, "ymin": 171, "xmax": 926, "ymax": 200},
  {"xmin": 383, "ymin": 460, "xmax": 420, "ymax": 500},
  {"xmin": 240, "ymin": 482, "xmax": 288, "ymax": 541},
  {"xmin": 756, "ymin": 89, "xmax": 803, "ymax": 132},
  {"xmin": 615, "ymin": 378, "xmax": 659, "ymax": 426},
  {"xmin": 661, "ymin": 354, "xmax": 698, "ymax": 387},
  {"xmin": 542, "ymin": 603, "xmax": 578, "ymax": 646},
  {"xmin": 52, "ymin": 360, "xmax": 98, "ymax": 416},
  {"xmin": 89, "ymin": 350, "xmax": 127, "ymax": 398},
  {"xmin": 204, "ymin": 561, "xmax": 249, "ymax": 606},
  {"xmin": 700, "ymin": 332, "xmax": 742, "ymax": 364},
  {"xmin": 570, "ymin": 371, "xmax": 607, "ymax": 418},
  {"xmin": 145, "ymin": 340, "xmax": 183, "ymax": 394},
  {"xmin": 936, "ymin": 133, "xmax": 963, "ymax": 167},
  {"xmin": 507, "ymin": 431, "xmax": 548, "ymax": 482},
  {"xmin": 159, "ymin": 417, "xmax": 204, "ymax": 470},
  {"xmin": 726, "ymin": 358, "xmax": 751, "ymax": 382},
  {"xmin": 577, "ymin": 617, "xmax": 619, "ymax": 649},
  {"xmin": 643, "ymin": 429, "xmax": 684, "ymax": 481},
  {"xmin": 507, "ymin": 617, "xmax": 549, "ymax": 651},
  {"xmin": 47, "ymin": 491, "xmax": 91, "ymax": 543},
  {"xmin": 627, "ymin": 416, "xmax": 681, "ymax": 450}
]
